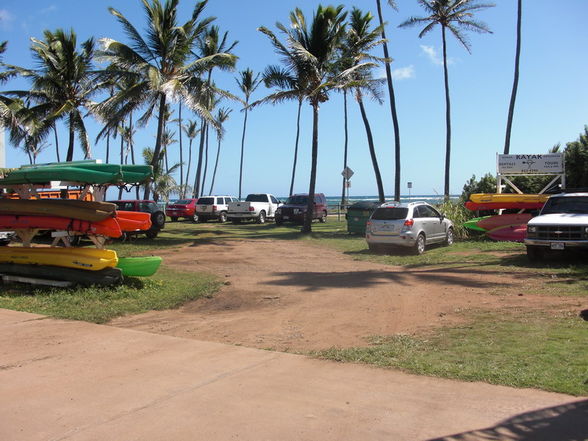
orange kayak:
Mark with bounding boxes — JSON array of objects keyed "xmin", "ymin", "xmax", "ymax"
[
  {"xmin": 115, "ymin": 211, "xmax": 152, "ymax": 232},
  {"xmin": 0, "ymin": 215, "xmax": 122, "ymax": 238}
]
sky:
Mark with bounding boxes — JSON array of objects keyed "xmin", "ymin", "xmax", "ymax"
[{"xmin": 0, "ymin": 0, "xmax": 587, "ymax": 199}]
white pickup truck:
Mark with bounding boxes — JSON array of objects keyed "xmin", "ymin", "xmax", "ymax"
[
  {"xmin": 227, "ymin": 193, "xmax": 281, "ymax": 224},
  {"xmin": 525, "ymin": 192, "xmax": 588, "ymax": 261}
]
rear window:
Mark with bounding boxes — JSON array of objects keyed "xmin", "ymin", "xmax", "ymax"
[
  {"xmin": 245, "ymin": 194, "xmax": 268, "ymax": 203},
  {"xmin": 175, "ymin": 199, "xmax": 191, "ymax": 205},
  {"xmin": 198, "ymin": 197, "xmax": 214, "ymax": 205},
  {"xmin": 286, "ymin": 195, "xmax": 308, "ymax": 205},
  {"xmin": 371, "ymin": 207, "xmax": 408, "ymax": 220}
]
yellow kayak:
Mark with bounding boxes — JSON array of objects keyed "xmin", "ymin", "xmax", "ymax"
[
  {"xmin": 0, "ymin": 247, "xmax": 118, "ymax": 271},
  {"xmin": 469, "ymin": 193, "xmax": 550, "ymax": 204}
]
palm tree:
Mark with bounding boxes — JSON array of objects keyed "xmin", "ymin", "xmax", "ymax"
[
  {"xmin": 142, "ymin": 147, "xmax": 180, "ymax": 202},
  {"xmin": 97, "ymin": 0, "xmax": 236, "ymax": 199},
  {"xmin": 209, "ymin": 107, "xmax": 231, "ymax": 194},
  {"xmin": 342, "ymin": 8, "xmax": 387, "ymax": 203},
  {"xmin": 503, "ymin": 0, "xmax": 522, "ymax": 155},
  {"xmin": 376, "ymin": 0, "xmax": 402, "ymax": 201},
  {"xmin": 182, "ymin": 120, "xmax": 199, "ymax": 198},
  {"xmin": 259, "ymin": 5, "xmax": 347, "ymax": 233},
  {"xmin": 236, "ymin": 68, "xmax": 261, "ymax": 199},
  {"xmin": 399, "ymin": 0, "xmax": 494, "ymax": 199},
  {"xmin": 3, "ymin": 29, "xmax": 100, "ymax": 161}
]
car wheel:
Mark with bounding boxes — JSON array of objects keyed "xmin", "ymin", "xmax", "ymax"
[
  {"xmin": 275, "ymin": 216, "xmax": 283, "ymax": 225},
  {"xmin": 219, "ymin": 212, "xmax": 227, "ymax": 223},
  {"xmin": 152, "ymin": 212, "xmax": 165, "ymax": 229},
  {"xmin": 526, "ymin": 245, "xmax": 543, "ymax": 262},
  {"xmin": 445, "ymin": 228, "xmax": 454, "ymax": 246},
  {"xmin": 192, "ymin": 214, "xmax": 199, "ymax": 223},
  {"xmin": 257, "ymin": 211, "xmax": 266, "ymax": 224},
  {"xmin": 319, "ymin": 211, "xmax": 327, "ymax": 223},
  {"xmin": 171, "ymin": 217, "xmax": 178, "ymax": 222},
  {"xmin": 145, "ymin": 229, "xmax": 159, "ymax": 239},
  {"xmin": 413, "ymin": 234, "xmax": 426, "ymax": 255}
]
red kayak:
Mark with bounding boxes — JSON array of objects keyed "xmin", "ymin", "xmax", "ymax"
[
  {"xmin": 486, "ymin": 224, "xmax": 527, "ymax": 242},
  {"xmin": 465, "ymin": 201, "xmax": 545, "ymax": 211},
  {"xmin": 115, "ymin": 211, "xmax": 151, "ymax": 232},
  {"xmin": 477, "ymin": 213, "xmax": 533, "ymax": 231},
  {"xmin": 0, "ymin": 215, "xmax": 122, "ymax": 238}
]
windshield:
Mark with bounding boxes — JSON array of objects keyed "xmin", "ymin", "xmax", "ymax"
[
  {"xmin": 541, "ymin": 197, "xmax": 588, "ymax": 214},
  {"xmin": 371, "ymin": 207, "xmax": 408, "ymax": 220},
  {"xmin": 245, "ymin": 194, "xmax": 268, "ymax": 203},
  {"xmin": 286, "ymin": 195, "xmax": 308, "ymax": 205},
  {"xmin": 198, "ymin": 197, "xmax": 214, "ymax": 205}
]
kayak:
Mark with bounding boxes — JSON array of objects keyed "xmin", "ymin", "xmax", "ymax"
[
  {"xmin": 469, "ymin": 193, "xmax": 550, "ymax": 204},
  {"xmin": 0, "ymin": 199, "xmax": 116, "ymax": 222},
  {"xmin": 0, "ymin": 247, "xmax": 118, "ymax": 271},
  {"xmin": 486, "ymin": 224, "xmax": 527, "ymax": 242},
  {"xmin": 465, "ymin": 201, "xmax": 545, "ymax": 211},
  {"xmin": 477, "ymin": 213, "xmax": 533, "ymax": 231},
  {"xmin": 0, "ymin": 263, "xmax": 123, "ymax": 286},
  {"xmin": 0, "ymin": 215, "xmax": 122, "ymax": 238},
  {"xmin": 116, "ymin": 256, "xmax": 162, "ymax": 277},
  {"xmin": 116, "ymin": 211, "xmax": 152, "ymax": 232},
  {"xmin": 463, "ymin": 217, "xmax": 489, "ymax": 232},
  {"xmin": 1, "ymin": 162, "xmax": 152, "ymax": 186}
]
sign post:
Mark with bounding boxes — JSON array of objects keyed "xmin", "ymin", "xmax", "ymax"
[
  {"xmin": 341, "ymin": 167, "xmax": 354, "ymax": 207},
  {"xmin": 407, "ymin": 181, "xmax": 412, "ymax": 200}
]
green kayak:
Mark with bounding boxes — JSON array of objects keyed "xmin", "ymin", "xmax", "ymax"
[
  {"xmin": 116, "ymin": 256, "xmax": 162, "ymax": 277},
  {"xmin": 0, "ymin": 161, "xmax": 152, "ymax": 186},
  {"xmin": 463, "ymin": 217, "xmax": 489, "ymax": 232}
]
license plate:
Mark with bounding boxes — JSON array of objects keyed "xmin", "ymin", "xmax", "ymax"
[
  {"xmin": 550, "ymin": 242, "xmax": 565, "ymax": 250},
  {"xmin": 200, "ymin": 206, "xmax": 207, "ymax": 211},
  {"xmin": 381, "ymin": 225, "xmax": 394, "ymax": 231}
]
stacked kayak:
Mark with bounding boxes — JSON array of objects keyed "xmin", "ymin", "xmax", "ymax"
[{"xmin": 465, "ymin": 193, "xmax": 549, "ymax": 211}]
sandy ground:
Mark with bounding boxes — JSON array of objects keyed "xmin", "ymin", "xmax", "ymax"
[{"xmin": 109, "ymin": 239, "xmax": 580, "ymax": 351}]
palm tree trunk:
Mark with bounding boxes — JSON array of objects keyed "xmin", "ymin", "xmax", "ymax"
[
  {"xmin": 441, "ymin": 25, "xmax": 452, "ymax": 200},
  {"xmin": 66, "ymin": 113, "xmax": 75, "ymax": 161},
  {"xmin": 340, "ymin": 91, "xmax": 349, "ymax": 206},
  {"xmin": 185, "ymin": 138, "xmax": 193, "ymax": 197},
  {"xmin": 376, "ymin": 0, "xmax": 401, "ymax": 201},
  {"xmin": 209, "ymin": 135, "xmax": 221, "ymax": 195},
  {"xmin": 178, "ymin": 103, "xmax": 184, "ymax": 197},
  {"xmin": 193, "ymin": 119, "xmax": 206, "ymax": 197},
  {"xmin": 129, "ymin": 112, "xmax": 139, "ymax": 199},
  {"xmin": 358, "ymin": 96, "xmax": 385, "ymax": 203},
  {"xmin": 105, "ymin": 132, "xmax": 110, "ymax": 163},
  {"xmin": 53, "ymin": 124, "xmax": 60, "ymax": 162},
  {"xmin": 504, "ymin": 0, "xmax": 522, "ymax": 155},
  {"xmin": 145, "ymin": 93, "xmax": 167, "ymax": 200},
  {"xmin": 302, "ymin": 103, "xmax": 320, "ymax": 234},
  {"xmin": 201, "ymin": 124, "xmax": 209, "ymax": 196},
  {"xmin": 238, "ymin": 105, "xmax": 249, "ymax": 200},
  {"xmin": 289, "ymin": 100, "xmax": 303, "ymax": 197},
  {"xmin": 118, "ymin": 125, "xmax": 124, "ymax": 199}
]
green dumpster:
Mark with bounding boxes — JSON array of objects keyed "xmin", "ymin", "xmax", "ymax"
[{"xmin": 346, "ymin": 201, "xmax": 382, "ymax": 235}]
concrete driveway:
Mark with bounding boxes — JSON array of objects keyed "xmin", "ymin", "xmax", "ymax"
[{"xmin": 1, "ymin": 308, "xmax": 586, "ymax": 441}]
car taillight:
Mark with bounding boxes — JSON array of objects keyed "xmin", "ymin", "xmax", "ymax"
[
  {"xmin": 213, "ymin": 205, "xmax": 217, "ymax": 212},
  {"xmin": 404, "ymin": 219, "xmax": 414, "ymax": 227},
  {"xmin": 249, "ymin": 206, "xmax": 255, "ymax": 211}
]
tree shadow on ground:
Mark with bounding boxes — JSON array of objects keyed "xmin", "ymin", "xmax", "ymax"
[
  {"xmin": 426, "ymin": 399, "xmax": 588, "ymax": 441},
  {"xmin": 263, "ymin": 268, "xmax": 510, "ymax": 292}
]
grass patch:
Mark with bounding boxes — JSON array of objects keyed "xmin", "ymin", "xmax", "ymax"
[
  {"xmin": 314, "ymin": 310, "xmax": 588, "ymax": 396},
  {"xmin": 0, "ymin": 267, "xmax": 220, "ymax": 323}
]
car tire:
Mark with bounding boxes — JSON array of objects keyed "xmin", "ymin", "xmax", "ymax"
[
  {"xmin": 413, "ymin": 233, "xmax": 426, "ymax": 255},
  {"xmin": 192, "ymin": 214, "xmax": 199, "ymax": 223},
  {"xmin": 152, "ymin": 212, "xmax": 165, "ymax": 229},
  {"xmin": 219, "ymin": 212, "xmax": 227, "ymax": 223},
  {"xmin": 319, "ymin": 211, "xmax": 327, "ymax": 223},
  {"xmin": 275, "ymin": 216, "xmax": 283, "ymax": 225},
  {"xmin": 257, "ymin": 211, "xmax": 266, "ymax": 224},
  {"xmin": 445, "ymin": 228, "xmax": 454, "ymax": 246},
  {"xmin": 171, "ymin": 217, "xmax": 178, "ymax": 222},
  {"xmin": 145, "ymin": 230, "xmax": 159, "ymax": 239},
  {"xmin": 526, "ymin": 245, "xmax": 543, "ymax": 262}
]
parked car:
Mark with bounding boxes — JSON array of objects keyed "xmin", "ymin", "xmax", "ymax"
[
  {"xmin": 109, "ymin": 199, "xmax": 165, "ymax": 239},
  {"xmin": 365, "ymin": 201, "xmax": 454, "ymax": 255},
  {"xmin": 195, "ymin": 195, "xmax": 237, "ymax": 223},
  {"xmin": 166, "ymin": 198, "xmax": 199, "ymax": 222},
  {"xmin": 227, "ymin": 194, "xmax": 281, "ymax": 224},
  {"xmin": 525, "ymin": 192, "xmax": 588, "ymax": 261},
  {"xmin": 275, "ymin": 193, "xmax": 328, "ymax": 224}
]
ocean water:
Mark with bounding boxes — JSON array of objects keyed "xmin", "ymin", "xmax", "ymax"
[{"xmin": 317, "ymin": 195, "xmax": 460, "ymax": 210}]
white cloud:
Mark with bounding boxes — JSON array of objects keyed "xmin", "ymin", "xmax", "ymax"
[
  {"xmin": 39, "ymin": 5, "xmax": 57, "ymax": 15},
  {"xmin": 391, "ymin": 65, "xmax": 415, "ymax": 80},
  {"xmin": 420, "ymin": 45, "xmax": 454, "ymax": 66},
  {"xmin": 0, "ymin": 9, "xmax": 14, "ymax": 30}
]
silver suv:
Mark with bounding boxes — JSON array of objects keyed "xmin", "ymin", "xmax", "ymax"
[
  {"xmin": 366, "ymin": 201, "xmax": 454, "ymax": 255},
  {"xmin": 195, "ymin": 195, "xmax": 237, "ymax": 223}
]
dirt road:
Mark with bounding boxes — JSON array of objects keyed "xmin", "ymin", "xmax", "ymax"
[{"xmin": 110, "ymin": 239, "xmax": 576, "ymax": 351}]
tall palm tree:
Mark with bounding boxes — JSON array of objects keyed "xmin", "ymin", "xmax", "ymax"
[
  {"xmin": 209, "ymin": 107, "xmax": 231, "ymax": 195},
  {"xmin": 97, "ymin": 0, "xmax": 236, "ymax": 199},
  {"xmin": 376, "ymin": 0, "xmax": 402, "ymax": 201},
  {"xmin": 399, "ymin": 0, "xmax": 494, "ymax": 199},
  {"xmin": 343, "ymin": 8, "xmax": 387, "ymax": 203},
  {"xmin": 236, "ymin": 68, "xmax": 261, "ymax": 199},
  {"xmin": 142, "ymin": 146, "xmax": 180, "ymax": 202},
  {"xmin": 260, "ymin": 5, "xmax": 347, "ymax": 233},
  {"xmin": 182, "ymin": 119, "xmax": 199, "ymax": 198},
  {"xmin": 3, "ymin": 29, "xmax": 100, "ymax": 161},
  {"xmin": 503, "ymin": 0, "xmax": 522, "ymax": 155}
]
